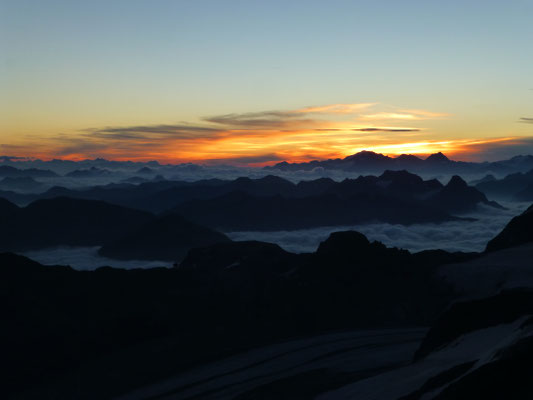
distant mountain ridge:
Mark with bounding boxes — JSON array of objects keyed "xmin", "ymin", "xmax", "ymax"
[
  {"xmin": 3, "ymin": 152, "xmax": 533, "ymax": 178},
  {"xmin": 169, "ymin": 171, "xmax": 500, "ymax": 231},
  {"xmin": 0, "ymin": 197, "xmax": 229, "ymax": 260},
  {"xmin": 475, "ymin": 168, "xmax": 533, "ymax": 201},
  {"xmin": 265, "ymin": 151, "xmax": 533, "ymax": 175},
  {"xmin": 0, "ymin": 165, "xmax": 58, "ymax": 178},
  {"xmin": 1, "ymin": 170, "xmax": 499, "ymax": 218}
]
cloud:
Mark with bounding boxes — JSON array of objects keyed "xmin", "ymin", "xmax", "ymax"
[
  {"xmin": 203, "ymin": 153, "xmax": 283, "ymax": 165},
  {"xmin": 295, "ymin": 103, "xmax": 377, "ymax": 114},
  {"xmin": 520, "ymin": 117, "xmax": 533, "ymax": 123},
  {"xmin": 5, "ymin": 102, "xmax": 496, "ymax": 165},
  {"xmin": 85, "ymin": 124, "xmax": 221, "ymax": 140},
  {"xmin": 226, "ymin": 201, "xmax": 530, "ymax": 254},
  {"xmin": 352, "ymin": 127, "xmax": 421, "ymax": 132},
  {"xmin": 457, "ymin": 136, "xmax": 533, "ymax": 161},
  {"xmin": 399, "ymin": 109, "xmax": 450, "ymax": 118},
  {"xmin": 360, "ymin": 110, "xmax": 449, "ymax": 121},
  {"xmin": 21, "ymin": 247, "xmax": 169, "ymax": 270},
  {"xmin": 20, "ymin": 202, "xmax": 530, "ymax": 269},
  {"xmin": 203, "ymin": 112, "xmax": 318, "ymax": 128},
  {"xmin": 203, "ymin": 103, "xmax": 378, "ymax": 128}
]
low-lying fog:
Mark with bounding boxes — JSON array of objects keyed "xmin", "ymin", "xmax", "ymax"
[
  {"xmin": 21, "ymin": 201, "xmax": 529, "ymax": 270},
  {"xmin": 227, "ymin": 201, "xmax": 530, "ymax": 254},
  {"xmin": 21, "ymin": 247, "xmax": 170, "ymax": 271}
]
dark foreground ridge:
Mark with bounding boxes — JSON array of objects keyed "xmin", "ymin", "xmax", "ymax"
[
  {"xmin": 1, "ymin": 232, "xmax": 473, "ymax": 398},
  {"xmin": 2, "ymin": 199, "xmax": 533, "ymax": 399},
  {"xmin": 0, "ymin": 196, "xmax": 230, "ymax": 261},
  {"xmin": 486, "ymin": 203, "xmax": 533, "ymax": 252}
]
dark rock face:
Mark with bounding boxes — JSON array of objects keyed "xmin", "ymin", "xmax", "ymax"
[
  {"xmin": 408, "ymin": 290, "xmax": 533, "ymax": 400},
  {"xmin": 173, "ymin": 191, "xmax": 460, "ymax": 231},
  {"xmin": 0, "ymin": 197, "xmax": 229, "ymax": 257},
  {"xmin": 1, "ymin": 231, "xmax": 467, "ymax": 398},
  {"xmin": 65, "ymin": 167, "xmax": 111, "ymax": 178},
  {"xmin": 99, "ymin": 214, "xmax": 231, "ymax": 262},
  {"xmin": 486, "ymin": 204, "xmax": 533, "ymax": 252},
  {"xmin": 316, "ymin": 231, "xmax": 371, "ymax": 255},
  {"xmin": 0, "ymin": 197, "xmax": 19, "ymax": 218},
  {"xmin": 415, "ymin": 290, "xmax": 533, "ymax": 360},
  {"xmin": 433, "ymin": 349, "xmax": 533, "ymax": 400},
  {"xmin": 429, "ymin": 175, "xmax": 502, "ymax": 213},
  {"xmin": 169, "ymin": 171, "xmax": 496, "ymax": 231},
  {"xmin": 0, "ymin": 197, "xmax": 154, "ymax": 251}
]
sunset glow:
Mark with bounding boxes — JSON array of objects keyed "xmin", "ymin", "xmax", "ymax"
[{"xmin": 1, "ymin": 1, "xmax": 532, "ymax": 165}]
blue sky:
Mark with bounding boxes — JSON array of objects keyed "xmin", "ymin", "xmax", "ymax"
[{"xmin": 1, "ymin": 0, "xmax": 532, "ymax": 163}]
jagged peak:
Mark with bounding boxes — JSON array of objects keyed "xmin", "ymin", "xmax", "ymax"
[
  {"xmin": 344, "ymin": 151, "xmax": 391, "ymax": 162},
  {"xmin": 379, "ymin": 169, "xmax": 421, "ymax": 181},
  {"xmin": 395, "ymin": 154, "xmax": 423, "ymax": 161},
  {"xmin": 446, "ymin": 175, "xmax": 468, "ymax": 189},
  {"xmin": 317, "ymin": 231, "xmax": 371, "ymax": 254},
  {"xmin": 425, "ymin": 152, "xmax": 450, "ymax": 163}
]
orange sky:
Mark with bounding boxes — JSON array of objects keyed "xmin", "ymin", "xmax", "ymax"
[{"xmin": 2, "ymin": 103, "xmax": 532, "ymax": 165}]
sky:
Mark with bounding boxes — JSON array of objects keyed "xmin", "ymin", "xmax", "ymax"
[{"xmin": 1, "ymin": 0, "xmax": 532, "ymax": 165}]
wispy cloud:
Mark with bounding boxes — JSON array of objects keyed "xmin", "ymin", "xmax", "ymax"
[
  {"xmin": 9, "ymin": 102, "xmax": 525, "ymax": 165},
  {"xmin": 520, "ymin": 117, "xmax": 533, "ymax": 124},
  {"xmin": 203, "ymin": 112, "xmax": 317, "ymax": 128},
  {"xmin": 202, "ymin": 103, "xmax": 377, "ymax": 128},
  {"xmin": 360, "ymin": 109, "xmax": 449, "ymax": 121},
  {"xmin": 295, "ymin": 103, "xmax": 377, "ymax": 114},
  {"xmin": 352, "ymin": 127, "xmax": 421, "ymax": 132},
  {"xmin": 457, "ymin": 136, "xmax": 533, "ymax": 161},
  {"xmin": 84, "ymin": 124, "xmax": 221, "ymax": 139}
]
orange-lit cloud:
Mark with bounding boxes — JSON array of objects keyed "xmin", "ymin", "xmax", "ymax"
[
  {"xmin": 360, "ymin": 109, "xmax": 450, "ymax": 121},
  {"xmin": 2, "ymin": 103, "xmax": 531, "ymax": 165},
  {"xmin": 295, "ymin": 103, "xmax": 377, "ymax": 114}
]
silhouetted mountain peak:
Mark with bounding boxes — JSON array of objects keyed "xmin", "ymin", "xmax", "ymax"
[
  {"xmin": 379, "ymin": 169, "xmax": 424, "ymax": 185},
  {"xmin": 257, "ymin": 175, "xmax": 292, "ymax": 185},
  {"xmin": 179, "ymin": 240, "xmax": 290, "ymax": 271},
  {"xmin": 317, "ymin": 231, "xmax": 371, "ymax": 255},
  {"xmin": 425, "ymin": 152, "xmax": 450, "ymax": 163},
  {"xmin": 65, "ymin": 167, "xmax": 111, "ymax": 178},
  {"xmin": 395, "ymin": 154, "xmax": 423, "ymax": 162},
  {"xmin": 344, "ymin": 151, "xmax": 390, "ymax": 162},
  {"xmin": 486, "ymin": 203, "xmax": 533, "ymax": 252},
  {"xmin": 136, "ymin": 167, "xmax": 155, "ymax": 175},
  {"xmin": 446, "ymin": 175, "xmax": 468, "ymax": 189},
  {"xmin": 0, "ymin": 198, "xmax": 19, "ymax": 216},
  {"xmin": 99, "ymin": 213, "xmax": 231, "ymax": 262}
]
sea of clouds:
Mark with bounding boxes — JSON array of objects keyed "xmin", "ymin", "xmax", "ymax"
[
  {"xmin": 22, "ymin": 247, "xmax": 170, "ymax": 271},
  {"xmin": 22, "ymin": 201, "xmax": 529, "ymax": 271},
  {"xmin": 226, "ymin": 201, "xmax": 530, "ymax": 254}
]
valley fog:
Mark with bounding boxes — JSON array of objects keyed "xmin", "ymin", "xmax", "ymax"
[{"xmin": 227, "ymin": 201, "xmax": 530, "ymax": 254}]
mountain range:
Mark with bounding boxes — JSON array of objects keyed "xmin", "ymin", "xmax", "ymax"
[
  {"xmin": 0, "ymin": 197, "xmax": 229, "ymax": 261},
  {"xmin": 3, "ymin": 152, "xmax": 533, "ymax": 180},
  {"xmin": 2, "ymin": 199, "xmax": 533, "ymax": 398},
  {"xmin": 0, "ymin": 171, "xmax": 501, "ymax": 232},
  {"xmin": 266, "ymin": 151, "xmax": 533, "ymax": 175},
  {"xmin": 475, "ymin": 168, "xmax": 533, "ymax": 201}
]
